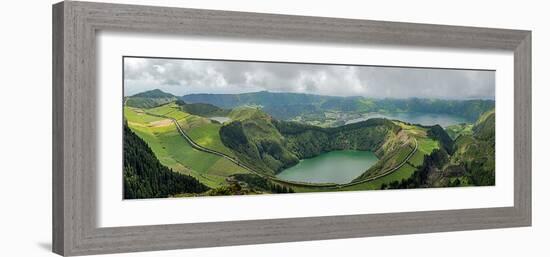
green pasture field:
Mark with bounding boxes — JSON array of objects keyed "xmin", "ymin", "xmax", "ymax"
[
  {"xmin": 124, "ymin": 106, "xmax": 248, "ymax": 188},
  {"xmin": 145, "ymin": 103, "xmax": 237, "ymax": 158}
]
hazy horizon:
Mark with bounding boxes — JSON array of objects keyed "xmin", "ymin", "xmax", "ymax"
[
  {"xmin": 128, "ymin": 89, "xmax": 497, "ymax": 103},
  {"xmin": 124, "ymin": 57, "xmax": 495, "ymax": 100}
]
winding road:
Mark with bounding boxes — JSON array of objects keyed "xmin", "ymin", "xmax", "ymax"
[
  {"xmin": 337, "ymin": 138, "xmax": 418, "ymax": 188},
  {"xmin": 144, "ymin": 110, "xmax": 418, "ymax": 189},
  {"xmin": 143, "ymin": 111, "xmax": 260, "ymax": 173}
]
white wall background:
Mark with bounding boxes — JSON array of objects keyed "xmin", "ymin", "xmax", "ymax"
[{"xmin": 0, "ymin": 0, "xmax": 547, "ymax": 256}]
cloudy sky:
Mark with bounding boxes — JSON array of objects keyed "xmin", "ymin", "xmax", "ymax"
[{"xmin": 123, "ymin": 57, "xmax": 495, "ymax": 100}]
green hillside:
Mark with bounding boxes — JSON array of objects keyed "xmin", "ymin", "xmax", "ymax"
[
  {"xmin": 220, "ymin": 107, "xmax": 409, "ymax": 177},
  {"xmin": 218, "ymin": 106, "xmax": 443, "ymax": 190},
  {"xmin": 445, "ymin": 123, "xmax": 473, "ymax": 140},
  {"xmin": 472, "ymin": 109, "xmax": 496, "ymax": 142},
  {"xmin": 220, "ymin": 108, "xmax": 299, "ymax": 174},
  {"xmin": 123, "ymin": 123, "xmax": 208, "ymax": 199},
  {"xmin": 125, "ymin": 89, "xmax": 178, "ymax": 108},
  {"xmin": 123, "ymin": 90, "xmax": 495, "ymax": 197},
  {"xmin": 451, "ymin": 108, "xmax": 495, "ymax": 186},
  {"xmin": 379, "ymin": 108, "xmax": 496, "ymax": 189},
  {"xmin": 124, "ymin": 105, "xmax": 249, "ymax": 188}
]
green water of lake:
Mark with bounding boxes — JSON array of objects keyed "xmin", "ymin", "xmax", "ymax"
[{"xmin": 276, "ymin": 150, "xmax": 378, "ymax": 184}]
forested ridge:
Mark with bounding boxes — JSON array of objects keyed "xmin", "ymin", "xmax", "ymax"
[
  {"xmin": 274, "ymin": 118, "xmax": 402, "ymax": 158},
  {"xmin": 123, "ymin": 123, "xmax": 209, "ymax": 199}
]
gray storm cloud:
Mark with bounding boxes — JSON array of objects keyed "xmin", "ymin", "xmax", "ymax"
[{"xmin": 123, "ymin": 57, "xmax": 495, "ymax": 100}]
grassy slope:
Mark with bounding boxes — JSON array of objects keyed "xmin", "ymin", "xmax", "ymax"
[
  {"xmin": 359, "ymin": 144, "xmax": 414, "ymax": 179},
  {"xmin": 125, "ymin": 89, "xmax": 178, "ymax": 109},
  {"xmin": 229, "ymin": 106, "xmax": 267, "ymax": 121},
  {"xmin": 125, "ymin": 107, "xmax": 164, "ymax": 123},
  {"xmin": 124, "ymin": 106, "xmax": 248, "ymax": 188},
  {"xmin": 407, "ymin": 150, "xmax": 426, "ymax": 168},
  {"xmin": 148, "ymin": 104, "xmax": 237, "ymax": 157},
  {"xmin": 126, "ymin": 97, "xmax": 177, "ymax": 109},
  {"xmin": 340, "ymin": 164, "xmax": 417, "ymax": 191},
  {"xmin": 396, "ymin": 122, "xmax": 440, "ymax": 155}
]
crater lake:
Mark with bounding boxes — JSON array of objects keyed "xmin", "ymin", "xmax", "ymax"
[{"xmin": 276, "ymin": 150, "xmax": 379, "ymax": 184}]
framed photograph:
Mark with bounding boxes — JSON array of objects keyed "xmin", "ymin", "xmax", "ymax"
[{"xmin": 52, "ymin": 1, "xmax": 531, "ymax": 256}]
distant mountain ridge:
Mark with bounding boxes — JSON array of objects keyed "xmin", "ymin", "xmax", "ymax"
[
  {"xmin": 181, "ymin": 90, "xmax": 495, "ymax": 121},
  {"xmin": 126, "ymin": 89, "xmax": 495, "ymax": 122}
]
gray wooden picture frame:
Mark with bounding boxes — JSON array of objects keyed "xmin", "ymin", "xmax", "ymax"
[{"xmin": 52, "ymin": 1, "xmax": 531, "ymax": 256}]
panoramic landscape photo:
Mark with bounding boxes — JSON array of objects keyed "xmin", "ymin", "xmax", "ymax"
[{"xmin": 122, "ymin": 57, "xmax": 496, "ymax": 199}]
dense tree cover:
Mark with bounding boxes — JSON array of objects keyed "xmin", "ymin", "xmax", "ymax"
[
  {"xmin": 275, "ymin": 118, "xmax": 401, "ymax": 159},
  {"xmin": 381, "ymin": 148, "xmax": 450, "ymax": 189},
  {"xmin": 231, "ymin": 173, "xmax": 271, "ymax": 190},
  {"xmin": 206, "ymin": 174, "xmax": 295, "ymax": 195},
  {"xmin": 453, "ymin": 109, "xmax": 495, "ymax": 186},
  {"xmin": 123, "ymin": 124, "xmax": 209, "ymax": 199},
  {"xmin": 270, "ymin": 183, "xmax": 295, "ymax": 193},
  {"xmin": 219, "ymin": 121, "xmax": 249, "ymax": 148},
  {"xmin": 181, "ymin": 91, "xmax": 494, "ymax": 121},
  {"xmin": 426, "ymin": 125, "xmax": 454, "ymax": 154},
  {"xmin": 231, "ymin": 174, "xmax": 295, "ymax": 193}
]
